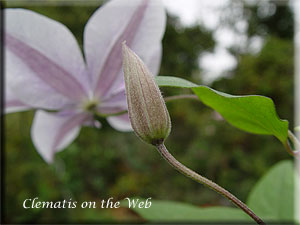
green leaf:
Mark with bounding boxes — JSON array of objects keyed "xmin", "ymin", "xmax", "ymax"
[
  {"xmin": 192, "ymin": 87, "xmax": 288, "ymax": 143},
  {"xmin": 156, "ymin": 76, "xmax": 198, "ymax": 88},
  {"xmin": 125, "ymin": 199, "xmax": 251, "ymax": 222},
  {"xmin": 156, "ymin": 76, "xmax": 288, "ymax": 143},
  {"xmin": 247, "ymin": 160, "xmax": 294, "ymax": 222},
  {"xmin": 295, "ymin": 126, "xmax": 300, "ymax": 132}
]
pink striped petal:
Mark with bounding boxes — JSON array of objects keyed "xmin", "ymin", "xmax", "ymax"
[
  {"xmin": 98, "ymin": 90, "xmax": 127, "ymax": 115},
  {"xmin": 107, "ymin": 113, "xmax": 133, "ymax": 131},
  {"xmin": 5, "ymin": 100, "xmax": 30, "ymax": 114},
  {"xmin": 5, "ymin": 9, "xmax": 88, "ymax": 109},
  {"xmin": 97, "ymin": 44, "xmax": 162, "ymax": 116},
  {"xmin": 31, "ymin": 110, "xmax": 90, "ymax": 163},
  {"xmin": 106, "ymin": 43, "xmax": 163, "ymax": 98},
  {"xmin": 84, "ymin": 0, "xmax": 166, "ymax": 99}
]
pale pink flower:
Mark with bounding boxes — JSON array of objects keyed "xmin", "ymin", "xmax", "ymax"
[{"xmin": 5, "ymin": 0, "xmax": 166, "ymax": 163}]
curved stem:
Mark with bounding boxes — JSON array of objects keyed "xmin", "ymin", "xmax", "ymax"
[
  {"xmin": 164, "ymin": 94, "xmax": 199, "ymax": 102},
  {"xmin": 288, "ymin": 130, "xmax": 300, "ymax": 150},
  {"xmin": 155, "ymin": 142, "xmax": 265, "ymax": 225},
  {"xmin": 285, "ymin": 141, "xmax": 296, "ymax": 157},
  {"xmin": 284, "ymin": 130, "xmax": 300, "ymax": 158}
]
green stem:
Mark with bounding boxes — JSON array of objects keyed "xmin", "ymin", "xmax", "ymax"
[
  {"xmin": 285, "ymin": 141, "xmax": 296, "ymax": 157},
  {"xmin": 284, "ymin": 130, "xmax": 300, "ymax": 158},
  {"xmin": 155, "ymin": 142, "xmax": 265, "ymax": 225},
  {"xmin": 288, "ymin": 130, "xmax": 300, "ymax": 150}
]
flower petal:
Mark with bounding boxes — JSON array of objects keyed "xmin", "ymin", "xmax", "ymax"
[
  {"xmin": 98, "ymin": 90, "xmax": 127, "ymax": 115},
  {"xmin": 5, "ymin": 9, "xmax": 89, "ymax": 109},
  {"xmin": 84, "ymin": 0, "xmax": 166, "ymax": 98},
  {"xmin": 31, "ymin": 110, "xmax": 90, "ymax": 163},
  {"xmin": 107, "ymin": 113, "xmax": 133, "ymax": 132},
  {"xmin": 5, "ymin": 84, "xmax": 31, "ymax": 113},
  {"xmin": 146, "ymin": 44, "xmax": 162, "ymax": 78},
  {"xmin": 106, "ymin": 44, "xmax": 162, "ymax": 98}
]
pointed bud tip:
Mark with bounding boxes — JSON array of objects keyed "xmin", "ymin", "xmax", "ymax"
[
  {"xmin": 122, "ymin": 42, "xmax": 136, "ymax": 61},
  {"xmin": 122, "ymin": 41, "xmax": 127, "ymax": 49}
]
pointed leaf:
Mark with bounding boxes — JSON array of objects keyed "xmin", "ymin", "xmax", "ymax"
[{"xmin": 156, "ymin": 76, "xmax": 288, "ymax": 143}]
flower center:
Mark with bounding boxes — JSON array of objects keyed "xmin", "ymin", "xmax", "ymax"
[{"xmin": 82, "ymin": 99, "xmax": 99, "ymax": 113}]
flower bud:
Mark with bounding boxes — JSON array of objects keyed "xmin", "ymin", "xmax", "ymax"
[{"xmin": 122, "ymin": 43, "xmax": 171, "ymax": 145}]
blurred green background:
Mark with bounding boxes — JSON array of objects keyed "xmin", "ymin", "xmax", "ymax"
[{"xmin": 4, "ymin": 0, "xmax": 294, "ymax": 223}]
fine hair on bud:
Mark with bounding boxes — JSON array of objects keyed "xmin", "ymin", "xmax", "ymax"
[{"xmin": 122, "ymin": 42, "xmax": 171, "ymax": 145}]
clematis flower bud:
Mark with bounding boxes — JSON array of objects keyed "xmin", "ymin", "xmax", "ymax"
[{"xmin": 122, "ymin": 43, "xmax": 171, "ymax": 145}]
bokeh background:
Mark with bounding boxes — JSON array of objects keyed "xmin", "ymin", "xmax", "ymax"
[{"xmin": 3, "ymin": 0, "xmax": 294, "ymax": 223}]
